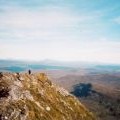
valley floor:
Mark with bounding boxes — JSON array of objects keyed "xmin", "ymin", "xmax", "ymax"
[{"xmin": 48, "ymin": 69, "xmax": 120, "ymax": 120}]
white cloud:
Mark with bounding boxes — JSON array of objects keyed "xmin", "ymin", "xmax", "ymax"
[
  {"xmin": 0, "ymin": 5, "xmax": 120, "ymax": 64},
  {"xmin": 0, "ymin": 6, "xmax": 89, "ymax": 29},
  {"xmin": 1, "ymin": 38, "xmax": 120, "ymax": 64},
  {"xmin": 0, "ymin": 6, "xmax": 93, "ymax": 43}
]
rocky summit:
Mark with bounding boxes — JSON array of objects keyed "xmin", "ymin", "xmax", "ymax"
[{"xmin": 0, "ymin": 72, "xmax": 95, "ymax": 120}]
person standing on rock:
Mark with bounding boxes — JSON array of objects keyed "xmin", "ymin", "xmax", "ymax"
[{"xmin": 28, "ymin": 69, "xmax": 31, "ymax": 75}]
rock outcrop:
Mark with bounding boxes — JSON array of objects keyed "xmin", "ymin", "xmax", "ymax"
[{"xmin": 0, "ymin": 72, "xmax": 95, "ymax": 120}]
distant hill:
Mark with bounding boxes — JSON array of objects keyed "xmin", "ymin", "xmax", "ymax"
[
  {"xmin": 0, "ymin": 60, "xmax": 71, "ymax": 72},
  {"xmin": 0, "ymin": 59, "xmax": 120, "ymax": 73}
]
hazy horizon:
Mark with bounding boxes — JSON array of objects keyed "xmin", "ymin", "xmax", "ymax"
[
  {"xmin": 1, "ymin": 58, "xmax": 120, "ymax": 66},
  {"xmin": 0, "ymin": 0, "xmax": 120, "ymax": 64}
]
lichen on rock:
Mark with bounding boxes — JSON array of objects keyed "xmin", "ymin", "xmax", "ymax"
[{"xmin": 0, "ymin": 72, "xmax": 96, "ymax": 120}]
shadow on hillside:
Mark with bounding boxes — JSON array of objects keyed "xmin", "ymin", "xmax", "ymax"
[
  {"xmin": 71, "ymin": 82, "xmax": 120, "ymax": 120},
  {"xmin": 71, "ymin": 83, "xmax": 95, "ymax": 97}
]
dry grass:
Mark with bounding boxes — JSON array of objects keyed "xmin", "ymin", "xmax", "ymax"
[{"xmin": 0, "ymin": 73, "xmax": 96, "ymax": 120}]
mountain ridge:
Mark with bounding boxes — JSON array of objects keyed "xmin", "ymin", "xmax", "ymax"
[{"xmin": 0, "ymin": 72, "xmax": 95, "ymax": 120}]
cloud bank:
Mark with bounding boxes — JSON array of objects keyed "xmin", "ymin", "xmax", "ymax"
[{"xmin": 0, "ymin": 0, "xmax": 120, "ymax": 64}]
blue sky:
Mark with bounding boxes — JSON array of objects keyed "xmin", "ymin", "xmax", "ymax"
[{"xmin": 0, "ymin": 0, "xmax": 120, "ymax": 64}]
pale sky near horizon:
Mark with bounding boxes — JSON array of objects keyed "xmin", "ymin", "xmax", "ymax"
[{"xmin": 0, "ymin": 0, "xmax": 120, "ymax": 64}]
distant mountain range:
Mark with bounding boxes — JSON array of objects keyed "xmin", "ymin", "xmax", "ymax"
[
  {"xmin": 0, "ymin": 59, "xmax": 120, "ymax": 72},
  {"xmin": 0, "ymin": 59, "xmax": 71, "ymax": 72}
]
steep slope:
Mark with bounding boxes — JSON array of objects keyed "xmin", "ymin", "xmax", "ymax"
[{"xmin": 0, "ymin": 72, "xmax": 95, "ymax": 120}]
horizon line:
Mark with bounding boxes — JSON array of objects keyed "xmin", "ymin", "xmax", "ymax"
[{"xmin": 0, "ymin": 58, "xmax": 120, "ymax": 65}]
